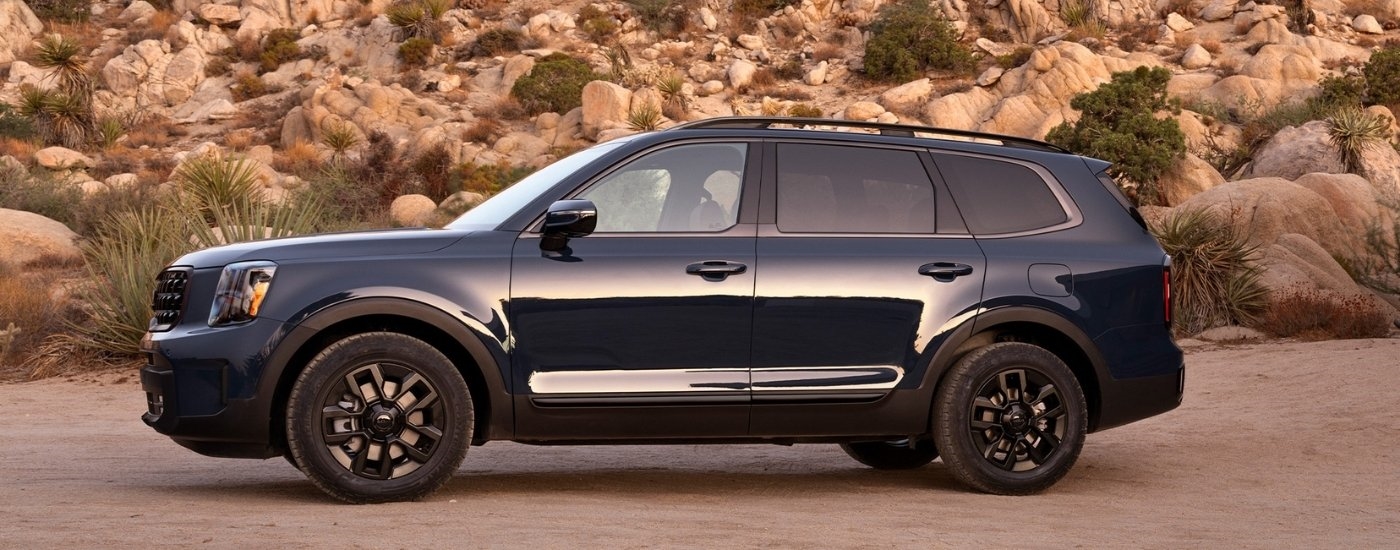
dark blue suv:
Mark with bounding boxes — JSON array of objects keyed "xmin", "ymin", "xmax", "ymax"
[{"xmin": 140, "ymin": 117, "xmax": 1183, "ymax": 503}]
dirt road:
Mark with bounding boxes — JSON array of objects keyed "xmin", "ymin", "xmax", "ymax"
[{"xmin": 2, "ymin": 338, "xmax": 1398, "ymax": 547}]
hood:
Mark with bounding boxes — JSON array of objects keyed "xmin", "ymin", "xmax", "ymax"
[{"xmin": 172, "ymin": 228, "xmax": 470, "ymax": 269}]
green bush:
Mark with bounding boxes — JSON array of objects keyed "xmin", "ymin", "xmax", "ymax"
[
  {"xmin": 624, "ymin": 0, "xmax": 686, "ymax": 35},
  {"xmin": 0, "ymin": 104, "xmax": 36, "ymax": 141},
  {"xmin": 0, "ymin": 165, "xmax": 82, "ymax": 226},
  {"xmin": 1046, "ymin": 66, "xmax": 1185, "ymax": 206},
  {"xmin": 578, "ymin": 4, "xmax": 618, "ymax": 43},
  {"xmin": 472, "ymin": 28, "xmax": 525, "ymax": 57},
  {"xmin": 1365, "ymin": 45, "xmax": 1400, "ymax": 106},
  {"xmin": 1151, "ymin": 209, "xmax": 1267, "ymax": 335},
  {"xmin": 259, "ymin": 29, "xmax": 303, "ymax": 72},
  {"xmin": 511, "ymin": 54, "xmax": 600, "ymax": 115},
  {"xmin": 454, "ymin": 161, "xmax": 533, "ymax": 195},
  {"xmin": 28, "ymin": 0, "xmax": 89, "ymax": 22},
  {"xmin": 398, "ymin": 37, "xmax": 435, "ymax": 67},
  {"xmin": 1316, "ymin": 74, "xmax": 1367, "ymax": 111},
  {"xmin": 863, "ymin": 0, "xmax": 973, "ymax": 83}
]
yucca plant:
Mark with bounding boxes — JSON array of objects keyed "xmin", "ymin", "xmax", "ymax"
[
  {"xmin": 387, "ymin": 0, "xmax": 447, "ymax": 41},
  {"xmin": 657, "ymin": 71, "xmax": 687, "ymax": 111},
  {"xmin": 68, "ymin": 207, "xmax": 188, "ymax": 355},
  {"xmin": 32, "ymin": 34, "xmax": 92, "ymax": 100},
  {"xmin": 174, "ymin": 154, "xmax": 265, "ymax": 218},
  {"xmin": 1327, "ymin": 107, "xmax": 1388, "ymax": 174},
  {"xmin": 626, "ymin": 103, "xmax": 662, "ymax": 131},
  {"xmin": 96, "ymin": 116, "xmax": 124, "ymax": 149},
  {"xmin": 320, "ymin": 120, "xmax": 361, "ymax": 162},
  {"xmin": 1152, "ymin": 208, "xmax": 1268, "ymax": 335}
]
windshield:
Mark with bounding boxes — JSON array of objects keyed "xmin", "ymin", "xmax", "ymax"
[{"xmin": 447, "ymin": 141, "xmax": 626, "ymax": 230}]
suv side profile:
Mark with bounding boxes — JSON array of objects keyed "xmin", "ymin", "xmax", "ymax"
[{"xmin": 140, "ymin": 117, "xmax": 1183, "ymax": 503}]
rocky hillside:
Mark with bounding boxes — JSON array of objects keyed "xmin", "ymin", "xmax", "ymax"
[{"xmin": 1, "ymin": 0, "xmax": 1399, "ymax": 371}]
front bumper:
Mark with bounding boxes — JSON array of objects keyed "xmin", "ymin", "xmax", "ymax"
[{"xmin": 139, "ymin": 320, "xmax": 295, "ymax": 459}]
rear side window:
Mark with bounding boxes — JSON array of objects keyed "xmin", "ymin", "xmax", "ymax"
[
  {"xmin": 775, "ymin": 143, "xmax": 936, "ymax": 234},
  {"xmin": 931, "ymin": 153, "xmax": 1068, "ymax": 235}
]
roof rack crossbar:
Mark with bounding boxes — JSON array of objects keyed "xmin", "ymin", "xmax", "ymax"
[{"xmin": 670, "ymin": 116, "xmax": 1069, "ymax": 153}]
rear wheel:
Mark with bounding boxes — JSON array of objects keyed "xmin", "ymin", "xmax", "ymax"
[
  {"xmin": 286, "ymin": 332, "xmax": 473, "ymax": 503},
  {"xmin": 933, "ymin": 342, "xmax": 1087, "ymax": 495},
  {"xmin": 840, "ymin": 438, "xmax": 938, "ymax": 470}
]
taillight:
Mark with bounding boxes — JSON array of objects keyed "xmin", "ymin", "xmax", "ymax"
[{"xmin": 1163, "ymin": 263, "xmax": 1173, "ymax": 329}]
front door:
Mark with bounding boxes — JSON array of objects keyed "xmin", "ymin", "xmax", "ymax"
[{"xmin": 510, "ymin": 142, "xmax": 758, "ymax": 440}]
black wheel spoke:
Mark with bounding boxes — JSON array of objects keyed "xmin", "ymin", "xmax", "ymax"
[
  {"xmin": 395, "ymin": 440, "xmax": 432, "ymax": 463},
  {"xmin": 970, "ymin": 418, "xmax": 998, "ymax": 430},
  {"xmin": 1026, "ymin": 428, "xmax": 1060, "ymax": 465}
]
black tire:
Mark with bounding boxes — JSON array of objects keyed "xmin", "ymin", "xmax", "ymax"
[
  {"xmin": 932, "ymin": 342, "xmax": 1087, "ymax": 495},
  {"xmin": 840, "ymin": 439, "xmax": 939, "ymax": 470},
  {"xmin": 286, "ymin": 332, "xmax": 473, "ymax": 503}
]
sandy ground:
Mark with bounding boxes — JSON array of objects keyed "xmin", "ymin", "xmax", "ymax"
[{"xmin": 1, "ymin": 338, "xmax": 1398, "ymax": 548}]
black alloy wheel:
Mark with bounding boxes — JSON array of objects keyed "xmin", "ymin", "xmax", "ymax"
[
  {"xmin": 286, "ymin": 332, "xmax": 472, "ymax": 503},
  {"xmin": 933, "ymin": 342, "xmax": 1086, "ymax": 495}
]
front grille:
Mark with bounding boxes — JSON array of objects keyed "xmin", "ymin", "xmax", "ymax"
[{"xmin": 149, "ymin": 268, "xmax": 191, "ymax": 332}]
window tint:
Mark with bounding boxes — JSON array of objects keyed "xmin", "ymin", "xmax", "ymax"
[
  {"xmin": 932, "ymin": 153, "xmax": 1068, "ymax": 235},
  {"xmin": 775, "ymin": 144, "xmax": 935, "ymax": 233},
  {"xmin": 578, "ymin": 143, "xmax": 746, "ymax": 232}
]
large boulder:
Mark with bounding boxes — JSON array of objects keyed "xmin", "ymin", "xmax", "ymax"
[
  {"xmin": 878, "ymin": 78, "xmax": 931, "ymax": 114},
  {"xmin": 0, "ymin": 0, "xmax": 43, "ymax": 68},
  {"xmin": 389, "ymin": 194, "xmax": 438, "ymax": 227},
  {"xmin": 0, "ymin": 209, "xmax": 82, "ymax": 268},
  {"xmin": 34, "ymin": 147, "xmax": 93, "ymax": 170},
  {"xmin": 1246, "ymin": 121, "xmax": 1345, "ymax": 180},
  {"xmin": 581, "ymin": 80, "xmax": 631, "ymax": 141},
  {"xmin": 1160, "ymin": 153, "xmax": 1225, "ymax": 206}
]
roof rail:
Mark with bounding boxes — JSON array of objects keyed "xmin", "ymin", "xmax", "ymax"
[{"xmin": 669, "ymin": 116, "xmax": 1069, "ymax": 154}]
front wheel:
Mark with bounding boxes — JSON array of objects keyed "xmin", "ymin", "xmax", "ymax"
[
  {"xmin": 933, "ymin": 342, "xmax": 1087, "ymax": 495},
  {"xmin": 286, "ymin": 332, "xmax": 473, "ymax": 503},
  {"xmin": 840, "ymin": 438, "xmax": 938, "ymax": 470}
]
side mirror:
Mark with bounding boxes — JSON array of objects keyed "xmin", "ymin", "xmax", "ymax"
[{"xmin": 541, "ymin": 199, "xmax": 596, "ymax": 251}]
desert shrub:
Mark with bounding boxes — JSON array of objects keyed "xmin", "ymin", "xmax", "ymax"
[
  {"xmin": 1152, "ymin": 209, "xmax": 1268, "ymax": 335},
  {"xmin": 624, "ymin": 0, "xmax": 687, "ymax": 36},
  {"xmin": 320, "ymin": 121, "xmax": 360, "ymax": 160},
  {"xmin": 1365, "ymin": 45, "xmax": 1400, "ymax": 106},
  {"xmin": 411, "ymin": 143, "xmax": 454, "ymax": 202},
  {"xmin": 0, "ymin": 266, "xmax": 76, "ymax": 370},
  {"xmin": 734, "ymin": 0, "xmax": 799, "ymax": 20},
  {"xmin": 1046, "ymin": 66, "xmax": 1185, "ymax": 206},
  {"xmin": 863, "ymin": 0, "xmax": 973, "ymax": 82},
  {"xmin": 352, "ymin": 130, "xmax": 421, "ymax": 205},
  {"xmin": 68, "ymin": 179, "xmax": 160, "ymax": 238},
  {"xmin": 231, "ymin": 70, "xmax": 272, "ymax": 102},
  {"xmin": 0, "ymin": 165, "xmax": 82, "ymax": 226},
  {"xmin": 1255, "ymin": 289, "xmax": 1393, "ymax": 340},
  {"xmin": 294, "ymin": 164, "xmax": 384, "ymax": 230},
  {"xmin": 1327, "ymin": 108, "xmax": 1388, "ymax": 173},
  {"xmin": 0, "ymin": 104, "xmax": 36, "ymax": 141},
  {"xmin": 472, "ymin": 28, "xmax": 525, "ymax": 57},
  {"xmin": 510, "ymin": 53, "xmax": 600, "ymax": 115},
  {"xmin": 454, "ymin": 161, "xmax": 533, "ymax": 194},
  {"xmin": 579, "ymin": 4, "xmax": 619, "ymax": 43},
  {"xmin": 259, "ymin": 28, "xmax": 303, "ymax": 72},
  {"xmin": 204, "ymin": 55, "xmax": 231, "ymax": 77},
  {"xmin": 996, "ymin": 46, "xmax": 1034, "ymax": 69},
  {"xmin": 788, "ymin": 103, "xmax": 823, "ymax": 118},
  {"xmin": 18, "ymin": 87, "xmax": 93, "ymax": 149},
  {"xmin": 95, "ymin": 116, "xmax": 123, "ymax": 149},
  {"xmin": 462, "ymin": 116, "xmax": 502, "ymax": 144},
  {"xmin": 28, "ymin": 0, "xmax": 89, "ymax": 22},
  {"xmin": 398, "ymin": 37, "xmax": 436, "ymax": 67},
  {"xmin": 32, "ymin": 35, "xmax": 91, "ymax": 98},
  {"xmin": 1316, "ymin": 75, "xmax": 1367, "ymax": 111}
]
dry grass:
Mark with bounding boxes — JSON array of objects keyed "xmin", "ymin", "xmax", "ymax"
[
  {"xmin": 0, "ymin": 267, "xmax": 78, "ymax": 377},
  {"xmin": 224, "ymin": 128, "xmax": 255, "ymax": 151},
  {"xmin": 0, "ymin": 138, "xmax": 38, "ymax": 161},
  {"xmin": 750, "ymin": 68, "xmax": 778, "ymax": 89},
  {"xmin": 275, "ymin": 140, "xmax": 322, "ymax": 174},
  {"xmin": 813, "ymin": 42, "xmax": 844, "ymax": 63},
  {"xmin": 1256, "ymin": 289, "xmax": 1394, "ymax": 340},
  {"xmin": 131, "ymin": 9, "xmax": 179, "ymax": 42},
  {"xmin": 125, "ymin": 115, "xmax": 179, "ymax": 149},
  {"xmin": 1200, "ymin": 39, "xmax": 1222, "ymax": 54},
  {"xmin": 752, "ymin": 86, "xmax": 813, "ymax": 101},
  {"xmin": 462, "ymin": 116, "xmax": 502, "ymax": 144}
]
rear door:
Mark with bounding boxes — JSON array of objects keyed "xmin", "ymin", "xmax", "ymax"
[{"xmin": 748, "ymin": 141, "xmax": 986, "ymax": 436}]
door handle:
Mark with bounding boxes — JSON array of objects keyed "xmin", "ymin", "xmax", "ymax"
[
  {"xmin": 686, "ymin": 260, "xmax": 747, "ymax": 281},
  {"xmin": 919, "ymin": 262, "xmax": 974, "ymax": 281}
]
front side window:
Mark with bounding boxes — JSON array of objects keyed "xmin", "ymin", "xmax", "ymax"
[
  {"xmin": 578, "ymin": 143, "xmax": 746, "ymax": 232},
  {"xmin": 775, "ymin": 143, "xmax": 936, "ymax": 234}
]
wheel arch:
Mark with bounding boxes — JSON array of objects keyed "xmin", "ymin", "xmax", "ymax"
[
  {"xmin": 263, "ymin": 297, "xmax": 512, "ymax": 453},
  {"xmin": 925, "ymin": 306, "xmax": 1109, "ymax": 432}
]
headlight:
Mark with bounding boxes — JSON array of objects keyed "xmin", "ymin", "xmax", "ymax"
[{"xmin": 209, "ymin": 261, "xmax": 278, "ymax": 326}]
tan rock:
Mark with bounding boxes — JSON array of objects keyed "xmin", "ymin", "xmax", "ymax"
[
  {"xmin": 0, "ymin": 209, "xmax": 81, "ymax": 267},
  {"xmin": 0, "ymin": 0, "xmax": 43, "ymax": 67},
  {"xmin": 581, "ymin": 80, "xmax": 632, "ymax": 141},
  {"xmin": 1246, "ymin": 121, "xmax": 1344, "ymax": 180},
  {"xmin": 197, "ymin": 4, "xmax": 241, "ymax": 25},
  {"xmin": 1160, "ymin": 153, "xmax": 1225, "ymax": 206},
  {"xmin": 728, "ymin": 59, "xmax": 757, "ymax": 89},
  {"xmin": 389, "ymin": 194, "xmax": 439, "ymax": 227},
  {"xmin": 501, "ymin": 55, "xmax": 536, "ymax": 94},
  {"xmin": 878, "ymin": 79, "xmax": 931, "ymax": 114},
  {"xmin": 34, "ymin": 147, "xmax": 94, "ymax": 170},
  {"xmin": 1181, "ymin": 44, "xmax": 1212, "ymax": 70},
  {"xmin": 844, "ymin": 101, "xmax": 885, "ymax": 121}
]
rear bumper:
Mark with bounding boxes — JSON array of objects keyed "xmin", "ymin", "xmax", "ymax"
[{"xmin": 1093, "ymin": 359, "xmax": 1184, "ymax": 432}]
